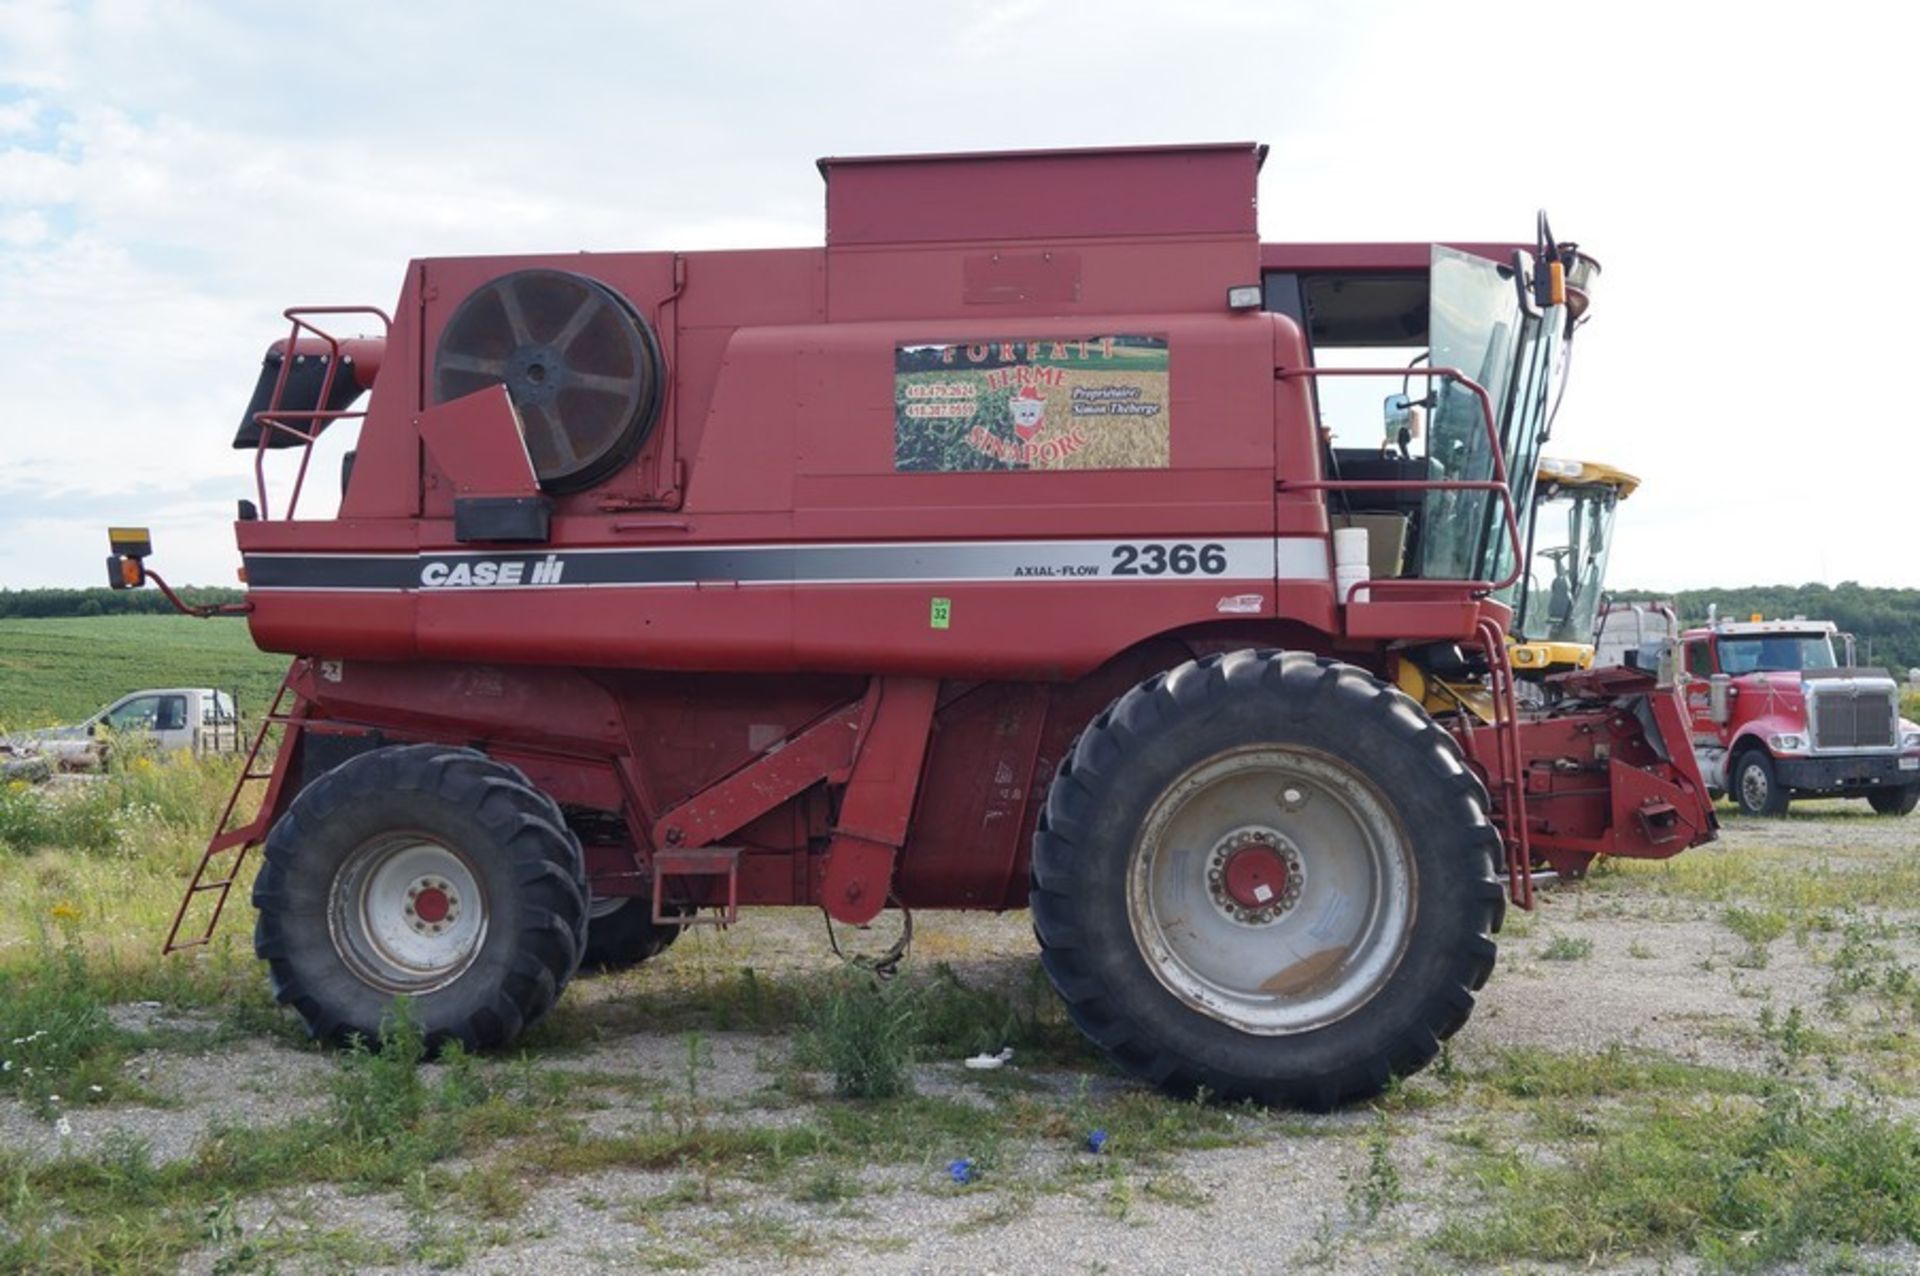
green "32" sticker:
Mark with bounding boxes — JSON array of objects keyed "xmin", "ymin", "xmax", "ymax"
[{"xmin": 930, "ymin": 597, "xmax": 952, "ymax": 630}]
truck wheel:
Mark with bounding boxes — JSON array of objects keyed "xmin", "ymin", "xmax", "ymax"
[
  {"xmin": 1030, "ymin": 650, "xmax": 1504, "ymax": 1110},
  {"xmin": 1731, "ymin": 749, "xmax": 1790, "ymax": 817},
  {"xmin": 581, "ymin": 895, "xmax": 684, "ymax": 972},
  {"xmin": 252, "ymin": 744, "xmax": 587, "ymax": 1050},
  {"xmin": 1868, "ymin": 786, "xmax": 1919, "ymax": 816}
]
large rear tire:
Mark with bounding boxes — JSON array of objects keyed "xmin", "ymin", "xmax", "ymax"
[
  {"xmin": 1868, "ymin": 786, "xmax": 1919, "ymax": 816},
  {"xmin": 1030, "ymin": 650, "xmax": 1504, "ymax": 1110},
  {"xmin": 252, "ymin": 744, "xmax": 588, "ymax": 1050}
]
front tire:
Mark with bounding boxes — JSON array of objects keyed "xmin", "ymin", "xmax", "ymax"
[
  {"xmin": 1732, "ymin": 749, "xmax": 1790, "ymax": 817},
  {"xmin": 1030, "ymin": 650, "xmax": 1504, "ymax": 1110},
  {"xmin": 1868, "ymin": 786, "xmax": 1919, "ymax": 816},
  {"xmin": 581, "ymin": 895, "xmax": 685, "ymax": 972},
  {"xmin": 252, "ymin": 744, "xmax": 588, "ymax": 1050}
]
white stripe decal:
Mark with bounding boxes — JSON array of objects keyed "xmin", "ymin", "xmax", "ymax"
[{"xmin": 244, "ymin": 537, "xmax": 1334, "ymax": 592}]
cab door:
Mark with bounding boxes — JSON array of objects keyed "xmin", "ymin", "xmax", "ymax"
[
  {"xmin": 1678, "ymin": 639, "xmax": 1721, "ymax": 741},
  {"xmin": 152, "ymin": 694, "xmax": 192, "ymax": 751}
]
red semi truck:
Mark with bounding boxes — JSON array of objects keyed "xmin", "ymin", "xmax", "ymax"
[
  {"xmin": 111, "ymin": 143, "xmax": 1717, "ymax": 1107},
  {"xmin": 1677, "ymin": 617, "xmax": 1920, "ymax": 816}
]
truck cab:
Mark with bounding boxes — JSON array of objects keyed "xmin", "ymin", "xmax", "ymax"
[
  {"xmin": 1679, "ymin": 618, "xmax": 1920, "ymax": 815},
  {"xmin": 14, "ymin": 688, "xmax": 241, "ymax": 764}
]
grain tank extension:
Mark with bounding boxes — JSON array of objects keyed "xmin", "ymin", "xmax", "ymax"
[{"xmin": 118, "ymin": 144, "xmax": 1715, "ymax": 1108}]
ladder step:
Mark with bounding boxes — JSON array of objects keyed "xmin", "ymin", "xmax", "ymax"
[
  {"xmin": 653, "ymin": 847, "xmax": 741, "ymax": 926},
  {"xmin": 653, "ymin": 847, "xmax": 740, "ymax": 875}
]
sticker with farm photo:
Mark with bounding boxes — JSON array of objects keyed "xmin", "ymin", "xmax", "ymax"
[{"xmin": 894, "ymin": 336, "xmax": 1170, "ymax": 472}]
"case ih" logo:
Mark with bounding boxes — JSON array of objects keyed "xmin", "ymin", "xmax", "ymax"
[{"xmin": 420, "ymin": 555, "xmax": 565, "ymax": 588}]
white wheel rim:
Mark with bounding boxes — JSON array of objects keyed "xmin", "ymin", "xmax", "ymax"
[
  {"xmin": 329, "ymin": 835, "xmax": 488, "ymax": 994},
  {"xmin": 1741, "ymin": 763, "xmax": 1769, "ymax": 811},
  {"xmin": 1127, "ymin": 746, "xmax": 1415, "ymax": 1035}
]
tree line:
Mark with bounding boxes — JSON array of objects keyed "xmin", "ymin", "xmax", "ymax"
[
  {"xmin": 0, "ymin": 586, "xmax": 248, "ymax": 618},
  {"xmin": 1612, "ymin": 582, "xmax": 1920, "ymax": 673}
]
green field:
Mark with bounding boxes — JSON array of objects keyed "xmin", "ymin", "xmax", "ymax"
[{"xmin": 0, "ymin": 615, "xmax": 289, "ymax": 729}]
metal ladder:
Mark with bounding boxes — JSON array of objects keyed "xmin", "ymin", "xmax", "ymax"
[
  {"xmin": 1475, "ymin": 617, "xmax": 1535, "ymax": 910},
  {"xmin": 164, "ymin": 665, "xmax": 308, "ymax": 953}
]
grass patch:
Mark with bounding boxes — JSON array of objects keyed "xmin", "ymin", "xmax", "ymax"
[
  {"xmin": 1616, "ymin": 844, "xmax": 1920, "ymax": 914},
  {"xmin": 1436, "ymin": 1091, "xmax": 1920, "ymax": 1270},
  {"xmin": 1726, "ymin": 905, "xmax": 1790, "ymax": 968},
  {"xmin": 798, "ymin": 973, "xmax": 920, "ymax": 1099},
  {"xmin": 1540, "ymin": 934, "xmax": 1594, "ymax": 961},
  {"xmin": 0, "ymin": 1002, "xmax": 566, "ymax": 1273},
  {"xmin": 1476, "ymin": 1044, "xmax": 1772, "ymax": 1100},
  {"xmin": 1345, "ymin": 1113, "xmax": 1401, "ymax": 1222},
  {"xmin": 0, "ymin": 748, "xmax": 245, "ymax": 857},
  {"xmin": 0, "ymin": 946, "xmax": 139, "ymax": 1117}
]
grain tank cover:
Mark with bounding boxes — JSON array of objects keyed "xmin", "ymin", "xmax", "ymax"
[{"xmin": 819, "ymin": 142, "xmax": 1266, "ymax": 246}]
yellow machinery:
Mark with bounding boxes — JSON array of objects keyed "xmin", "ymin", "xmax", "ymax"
[{"xmin": 1400, "ymin": 457, "xmax": 1639, "ymax": 716}]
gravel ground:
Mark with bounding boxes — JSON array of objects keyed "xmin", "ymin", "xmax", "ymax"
[{"xmin": 10, "ymin": 803, "xmax": 1920, "ymax": 1274}]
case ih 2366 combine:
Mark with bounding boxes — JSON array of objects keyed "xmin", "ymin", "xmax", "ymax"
[{"xmin": 112, "ymin": 143, "xmax": 1716, "ymax": 1108}]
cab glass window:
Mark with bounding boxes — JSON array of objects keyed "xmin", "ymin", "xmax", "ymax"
[
  {"xmin": 1686, "ymin": 643, "xmax": 1713, "ymax": 677},
  {"xmin": 104, "ymin": 697, "xmax": 160, "ymax": 730}
]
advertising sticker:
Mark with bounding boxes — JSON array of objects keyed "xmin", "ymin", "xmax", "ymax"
[{"xmin": 894, "ymin": 336, "xmax": 1170, "ymax": 472}]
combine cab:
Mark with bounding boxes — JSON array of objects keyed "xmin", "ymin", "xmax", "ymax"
[
  {"xmin": 114, "ymin": 144, "xmax": 1715, "ymax": 1107},
  {"xmin": 1510, "ymin": 458, "xmax": 1638, "ymax": 680}
]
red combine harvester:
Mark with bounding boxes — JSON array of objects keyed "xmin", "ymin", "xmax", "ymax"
[{"xmin": 114, "ymin": 144, "xmax": 1715, "ymax": 1107}]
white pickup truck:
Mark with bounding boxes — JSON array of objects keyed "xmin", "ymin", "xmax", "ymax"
[{"xmin": 8, "ymin": 688, "xmax": 242, "ymax": 763}]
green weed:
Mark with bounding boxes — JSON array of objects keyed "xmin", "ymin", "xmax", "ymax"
[
  {"xmin": 1540, "ymin": 934, "xmax": 1594, "ymax": 961},
  {"xmin": 1726, "ymin": 905, "xmax": 1790, "ymax": 968},
  {"xmin": 1436, "ymin": 1091, "xmax": 1920, "ymax": 1270},
  {"xmin": 1345, "ymin": 1113, "xmax": 1401, "ymax": 1222},
  {"xmin": 1477, "ymin": 1044, "xmax": 1771, "ymax": 1100},
  {"xmin": 798, "ymin": 973, "xmax": 920, "ymax": 1099}
]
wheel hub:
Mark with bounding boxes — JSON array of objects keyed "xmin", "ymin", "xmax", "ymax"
[
  {"xmin": 1128, "ymin": 746, "xmax": 1414, "ymax": 1035},
  {"xmin": 330, "ymin": 836, "xmax": 488, "ymax": 994},
  {"xmin": 406, "ymin": 877, "xmax": 459, "ymax": 932},
  {"xmin": 1206, "ymin": 827, "xmax": 1304, "ymax": 924}
]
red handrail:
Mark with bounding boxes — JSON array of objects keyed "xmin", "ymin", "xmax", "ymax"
[
  {"xmin": 250, "ymin": 306, "xmax": 392, "ymax": 520},
  {"xmin": 1275, "ymin": 365, "xmax": 1527, "ymax": 605}
]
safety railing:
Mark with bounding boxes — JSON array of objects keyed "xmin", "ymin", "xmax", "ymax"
[
  {"xmin": 1274, "ymin": 365, "xmax": 1526, "ymax": 607},
  {"xmin": 248, "ymin": 306, "xmax": 391, "ymax": 520}
]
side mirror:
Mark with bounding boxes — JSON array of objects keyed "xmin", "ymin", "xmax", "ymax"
[{"xmin": 1382, "ymin": 393, "xmax": 1412, "ymax": 442}]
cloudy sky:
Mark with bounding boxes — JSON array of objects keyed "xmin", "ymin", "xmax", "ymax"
[{"xmin": 1, "ymin": 0, "xmax": 1911, "ymax": 592}]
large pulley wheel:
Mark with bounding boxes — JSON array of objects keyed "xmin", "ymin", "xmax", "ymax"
[
  {"xmin": 1030, "ymin": 650, "xmax": 1506, "ymax": 1109},
  {"xmin": 252, "ymin": 744, "xmax": 588, "ymax": 1050},
  {"xmin": 432, "ymin": 269, "xmax": 665, "ymax": 493}
]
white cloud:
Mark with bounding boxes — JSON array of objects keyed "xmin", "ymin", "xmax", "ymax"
[{"xmin": 0, "ymin": 0, "xmax": 1916, "ymax": 594}]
